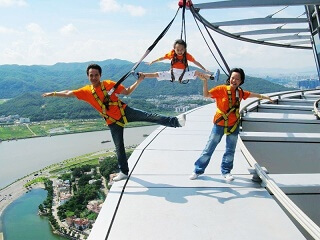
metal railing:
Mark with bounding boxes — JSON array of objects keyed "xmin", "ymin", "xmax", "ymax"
[
  {"xmin": 314, "ymin": 98, "xmax": 320, "ymax": 119},
  {"xmin": 240, "ymin": 89, "xmax": 319, "ymax": 116},
  {"xmin": 239, "ymin": 89, "xmax": 320, "ymax": 240}
]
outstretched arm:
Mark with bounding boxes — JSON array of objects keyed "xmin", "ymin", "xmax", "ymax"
[
  {"xmin": 193, "ymin": 60, "xmax": 209, "ymax": 72},
  {"xmin": 249, "ymin": 92, "xmax": 273, "ymax": 102},
  {"xmin": 120, "ymin": 74, "xmax": 145, "ymax": 96},
  {"xmin": 148, "ymin": 57, "xmax": 165, "ymax": 65},
  {"xmin": 42, "ymin": 90, "xmax": 75, "ymax": 98},
  {"xmin": 202, "ymin": 78, "xmax": 210, "ymax": 98}
]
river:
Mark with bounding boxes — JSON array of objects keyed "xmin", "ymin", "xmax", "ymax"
[
  {"xmin": 0, "ymin": 125, "xmax": 159, "ymax": 189},
  {"xmin": 1, "ymin": 188, "xmax": 66, "ymax": 240}
]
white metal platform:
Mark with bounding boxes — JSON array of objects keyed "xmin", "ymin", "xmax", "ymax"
[{"xmin": 88, "ymin": 102, "xmax": 309, "ymax": 240}]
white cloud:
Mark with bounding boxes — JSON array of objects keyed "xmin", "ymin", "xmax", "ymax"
[
  {"xmin": 0, "ymin": 26, "xmax": 19, "ymax": 34},
  {"xmin": 0, "ymin": 0, "xmax": 27, "ymax": 7},
  {"xmin": 100, "ymin": 0, "xmax": 146, "ymax": 16},
  {"xmin": 26, "ymin": 23, "xmax": 44, "ymax": 34},
  {"xmin": 100, "ymin": 0, "xmax": 121, "ymax": 12},
  {"xmin": 168, "ymin": 1, "xmax": 179, "ymax": 10},
  {"xmin": 59, "ymin": 23, "xmax": 78, "ymax": 36},
  {"xmin": 124, "ymin": 4, "xmax": 146, "ymax": 17}
]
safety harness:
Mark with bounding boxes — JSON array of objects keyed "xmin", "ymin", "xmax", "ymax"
[
  {"xmin": 91, "ymin": 82, "xmax": 128, "ymax": 127},
  {"xmin": 170, "ymin": 52, "xmax": 189, "ymax": 83},
  {"xmin": 215, "ymin": 86, "xmax": 243, "ymax": 135}
]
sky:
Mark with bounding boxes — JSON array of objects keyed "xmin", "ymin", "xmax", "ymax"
[{"xmin": 0, "ymin": 0, "xmax": 318, "ymax": 75}]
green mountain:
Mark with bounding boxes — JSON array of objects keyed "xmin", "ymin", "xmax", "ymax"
[{"xmin": 0, "ymin": 59, "xmax": 295, "ymax": 121}]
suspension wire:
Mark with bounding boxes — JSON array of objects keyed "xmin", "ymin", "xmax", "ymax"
[
  {"xmin": 180, "ymin": 0, "xmax": 187, "ymax": 40},
  {"xmin": 108, "ymin": 7, "xmax": 181, "ymax": 97},
  {"xmin": 190, "ymin": 5, "xmax": 231, "ymax": 75},
  {"xmin": 191, "ymin": 10, "xmax": 228, "ymax": 76},
  {"xmin": 267, "ymin": 6, "xmax": 289, "ymax": 18}
]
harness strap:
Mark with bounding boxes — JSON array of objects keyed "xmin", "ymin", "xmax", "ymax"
[
  {"xmin": 215, "ymin": 86, "xmax": 241, "ymax": 135},
  {"xmin": 91, "ymin": 83, "xmax": 128, "ymax": 127},
  {"xmin": 170, "ymin": 52, "xmax": 188, "ymax": 83}
]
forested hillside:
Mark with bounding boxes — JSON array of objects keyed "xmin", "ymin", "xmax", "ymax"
[{"xmin": 0, "ymin": 59, "xmax": 295, "ymax": 121}]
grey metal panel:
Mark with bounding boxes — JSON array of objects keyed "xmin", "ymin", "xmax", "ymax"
[
  {"xmin": 258, "ymin": 104, "xmax": 313, "ymax": 114},
  {"xmin": 277, "ymin": 99, "xmax": 315, "ymax": 106},
  {"xmin": 233, "ymin": 28, "xmax": 310, "ymax": 36},
  {"xmin": 269, "ymin": 174, "xmax": 320, "ymax": 194},
  {"xmin": 211, "ymin": 18, "xmax": 307, "ymax": 27},
  {"xmin": 242, "ymin": 120, "xmax": 320, "ymax": 133},
  {"xmin": 194, "ymin": 0, "xmax": 320, "ymax": 9},
  {"xmin": 242, "ymin": 112, "xmax": 318, "ymax": 122},
  {"xmin": 242, "ymin": 141, "xmax": 320, "ymax": 173},
  {"xmin": 240, "ymin": 131, "xmax": 320, "ymax": 142},
  {"xmin": 259, "ymin": 104, "xmax": 313, "ymax": 110},
  {"xmin": 257, "ymin": 34, "xmax": 310, "ymax": 41}
]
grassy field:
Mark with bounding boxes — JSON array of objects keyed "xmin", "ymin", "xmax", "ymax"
[{"xmin": 0, "ymin": 119, "xmax": 155, "ymax": 141}]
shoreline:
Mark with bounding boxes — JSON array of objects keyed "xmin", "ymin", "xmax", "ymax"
[
  {"xmin": 0, "ymin": 121, "xmax": 156, "ymax": 142},
  {"xmin": 0, "ymin": 176, "xmax": 43, "ymax": 219}
]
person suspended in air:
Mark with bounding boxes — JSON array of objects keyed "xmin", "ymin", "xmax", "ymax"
[{"xmin": 138, "ymin": 39, "xmax": 220, "ymax": 83}]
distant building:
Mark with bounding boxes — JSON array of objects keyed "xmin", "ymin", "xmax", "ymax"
[
  {"xmin": 87, "ymin": 200, "xmax": 103, "ymax": 213},
  {"xmin": 298, "ymin": 79, "xmax": 320, "ymax": 89},
  {"xmin": 88, "ymin": 179, "xmax": 97, "ymax": 185},
  {"xmin": 175, "ymin": 106, "xmax": 190, "ymax": 113},
  {"xmin": 73, "ymin": 218, "xmax": 90, "ymax": 230},
  {"xmin": 19, "ymin": 117, "xmax": 30, "ymax": 123},
  {"xmin": 59, "ymin": 192, "xmax": 72, "ymax": 205}
]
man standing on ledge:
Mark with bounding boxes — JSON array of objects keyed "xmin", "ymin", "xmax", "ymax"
[{"xmin": 42, "ymin": 63, "xmax": 185, "ymax": 181}]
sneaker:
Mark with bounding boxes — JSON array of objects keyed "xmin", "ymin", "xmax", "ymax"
[
  {"xmin": 210, "ymin": 69, "xmax": 220, "ymax": 81},
  {"xmin": 222, "ymin": 173, "xmax": 234, "ymax": 182},
  {"xmin": 189, "ymin": 172, "xmax": 200, "ymax": 180},
  {"xmin": 113, "ymin": 171, "xmax": 128, "ymax": 182},
  {"xmin": 177, "ymin": 114, "xmax": 186, "ymax": 127}
]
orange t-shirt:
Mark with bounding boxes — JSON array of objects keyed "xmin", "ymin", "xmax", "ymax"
[
  {"xmin": 163, "ymin": 50, "xmax": 195, "ymax": 69},
  {"xmin": 209, "ymin": 85, "xmax": 250, "ymax": 126},
  {"xmin": 73, "ymin": 80, "xmax": 126, "ymax": 125}
]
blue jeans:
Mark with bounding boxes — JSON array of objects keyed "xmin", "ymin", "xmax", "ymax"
[
  {"xmin": 194, "ymin": 124, "xmax": 239, "ymax": 175},
  {"xmin": 108, "ymin": 106, "xmax": 180, "ymax": 175}
]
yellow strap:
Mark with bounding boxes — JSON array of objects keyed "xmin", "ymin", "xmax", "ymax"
[
  {"xmin": 217, "ymin": 86, "xmax": 241, "ymax": 135},
  {"xmin": 91, "ymin": 83, "xmax": 127, "ymax": 127}
]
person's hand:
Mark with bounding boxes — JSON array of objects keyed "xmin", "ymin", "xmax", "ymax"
[
  {"xmin": 267, "ymin": 96, "xmax": 275, "ymax": 103},
  {"xmin": 198, "ymin": 73, "xmax": 208, "ymax": 81},
  {"xmin": 137, "ymin": 73, "xmax": 145, "ymax": 82}
]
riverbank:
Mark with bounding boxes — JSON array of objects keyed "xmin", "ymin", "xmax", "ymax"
[
  {"xmin": 0, "ymin": 177, "xmax": 44, "ymax": 219},
  {"xmin": 0, "ymin": 119, "xmax": 156, "ymax": 142}
]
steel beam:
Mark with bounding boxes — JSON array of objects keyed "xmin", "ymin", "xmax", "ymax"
[
  {"xmin": 194, "ymin": 0, "xmax": 320, "ymax": 9},
  {"xmin": 233, "ymin": 28, "xmax": 310, "ymax": 36},
  {"xmin": 212, "ymin": 18, "xmax": 308, "ymax": 27}
]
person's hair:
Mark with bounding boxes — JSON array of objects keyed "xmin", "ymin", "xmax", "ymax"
[
  {"xmin": 226, "ymin": 68, "xmax": 245, "ymax": 85},
  {"xmin": 173, "ymin": 39, "xmax": 187, "ymax": 49},
  {"xmin": 86, "ymin": 64, "xmax": 102, "ymax": 76}
]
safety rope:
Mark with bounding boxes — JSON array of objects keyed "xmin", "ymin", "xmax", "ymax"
[
  {"xmin": 190, "ymin": 5, "xmax": 231, "ymax": 75},
  {"xmin": 190, "ymin": 8, "xmax": 229, "ymax": 76},
  {"xmin": 106, "ymin": 7, "xmax": 181, "ymax": 100},
  {"xmin": 180, "ymin": 0, "xmax": 187, "ymax": 41}
]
